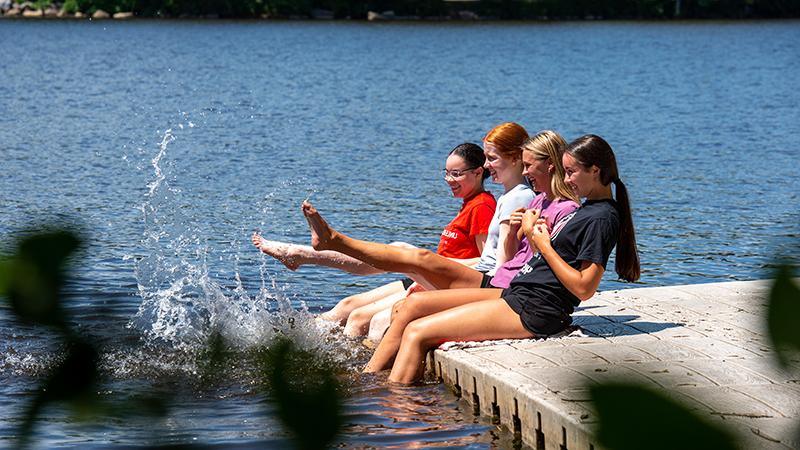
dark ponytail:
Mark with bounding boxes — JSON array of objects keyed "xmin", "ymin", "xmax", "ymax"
[
  {"xmin": 450, "ymin": 142, "xmax": 489, "ymax": 181},
  {"xmin": 566, "ymin": 135, "xmax": 640, "ymax": 282},
  {"xmin": 612, "ymin": 178, "xmax": 640, "ymax": 282}
]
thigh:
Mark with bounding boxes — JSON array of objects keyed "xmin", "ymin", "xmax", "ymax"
[
  {"xmin": 349, "ymin": 280, "xmax": 405, "ymax": 304},
  {"xmin": 409, "ymin": 298, "xmax": 534, "ymax": 345},
  {"xmin": 403, "ymin": 288, "xmax": 505, "ymax": 319},
  {"xmin": 407, "ymin": 255, "xmax": 485, "ymax": 290},
  {"xmin": 352, "ymin": 289, "xmax": 407, "ymax": 318}
]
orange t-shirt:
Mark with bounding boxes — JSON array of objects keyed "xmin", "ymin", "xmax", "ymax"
[{"xmin": 436, "ymin": 191, "xmax": 496, "ymax": 259}]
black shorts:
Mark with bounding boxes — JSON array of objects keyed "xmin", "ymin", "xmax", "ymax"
[
  {"xmin": 501, "ymin": 286, "xmax": 571, "ymax": 336},
  {"xmin": 400, "ymin": 277, "xmax": 414, "ymax": 290}
]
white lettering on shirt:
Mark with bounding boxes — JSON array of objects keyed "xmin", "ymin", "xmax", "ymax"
[{"xmin": 441, "ymin": 229, "xmax": 459, "ymax": 239}]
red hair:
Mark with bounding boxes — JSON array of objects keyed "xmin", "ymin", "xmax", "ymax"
[{"xmin": 483, "ymin": 122, "xmax": 529, "ymax": 160}]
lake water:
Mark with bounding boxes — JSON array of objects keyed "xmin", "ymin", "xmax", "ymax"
[{"xmin": 1, "ymin": 19, "xmax": 799, "ymax": 448}]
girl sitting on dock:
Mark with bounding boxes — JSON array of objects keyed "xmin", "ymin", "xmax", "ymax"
[
  {"xmin": 300, "ymin": 134, "xmax": 640, "ymax": 384},
  {"xmin": 254, "ymin": 123, "xmax": 535, "ymax": 337}
]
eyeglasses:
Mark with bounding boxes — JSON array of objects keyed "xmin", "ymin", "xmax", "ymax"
[{"xmin": 443, "ymin": 167, "xmax": 478, "ymax": 180}]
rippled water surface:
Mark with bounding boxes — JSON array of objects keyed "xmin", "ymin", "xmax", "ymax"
[{"xmin": 1, "ymin": 19, "xmax": 799, "ymax": 448}]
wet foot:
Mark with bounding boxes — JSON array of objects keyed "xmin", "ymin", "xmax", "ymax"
[
  {"xmin": 301, "ymin": 200, "xmax": 337, "ymax": 251},
  {"xmin": 251, "ymin": 234, "xmax": 301, "ymax": 271}
]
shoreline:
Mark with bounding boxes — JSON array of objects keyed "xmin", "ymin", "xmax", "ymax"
[{"xmin": 2, "ymin": 5, "xmax": 798, "ymax": 21}]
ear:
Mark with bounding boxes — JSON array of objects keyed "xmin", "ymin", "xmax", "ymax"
[{"xmin": 547, "ymin": 162, "xmax": 555, "ymax": 173}]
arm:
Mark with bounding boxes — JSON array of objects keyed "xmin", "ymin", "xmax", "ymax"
[
  {"xmin": 474, "ymin": 233, "xmax": 487, "ymax": 254},
  {"xmin": 493, "ymin": 221, "xmax": 515, "ymax": 271},
  {"xmin": 524, "ymin": 216, "xmax": 604, "ymax": 301}
]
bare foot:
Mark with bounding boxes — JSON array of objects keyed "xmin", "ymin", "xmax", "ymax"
[
  {"xmin": 252, "ymin": 233, "xmax": 301, "ymax": 271},
  {"xmin": 301, "ymin": 200, "xmax": 337, "ymax": 250}
]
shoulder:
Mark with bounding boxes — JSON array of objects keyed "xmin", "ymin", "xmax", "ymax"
[
  {"xmin": 463, "ymin": 192, "xmax": 496, "ymax": 212},
  {"xmin": 572, "ymin": 201, "xmax": 620, "ymax": 232},
  {"xmin": 554, "ymin": 198, "xmax": 580, "ymax": 214},
  {"xmin": 500, "ymin": 184, "xmax": 534, "ymax": 206}
]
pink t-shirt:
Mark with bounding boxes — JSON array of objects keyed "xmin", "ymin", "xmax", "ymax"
[{"xmin": 489, "ymin": 193, "xmax": 580, "ymax": 288}]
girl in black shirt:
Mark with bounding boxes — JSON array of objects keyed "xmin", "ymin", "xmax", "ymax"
[{"xmin": 302, "ymin": 134, "xmax": 640, "ymax": 384}]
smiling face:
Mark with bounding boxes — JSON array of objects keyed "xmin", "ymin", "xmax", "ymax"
[
  {"xmin": 521, "ymin": 151, "xmax": 551, "ymax": 193},
  {"xmin": 444, "ymin": 153, "xmax": 482, "ymax": 199},
  {"xmin": 562, "ymin": 152, "xmax": 600, "ymax": 198},
  {"xmin": 483, "ymin": 142, "xmax": 519, "ymax": 186}
]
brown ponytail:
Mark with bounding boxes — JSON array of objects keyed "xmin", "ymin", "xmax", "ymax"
[{"xmin": 612, "ymin": 178, "xmax": 640, "ymax": 282}]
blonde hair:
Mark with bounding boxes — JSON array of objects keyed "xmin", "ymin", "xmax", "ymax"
[
  {"xmin": 483, "ymin": 122, "xmax": 529, "ymax": 161},
  {"xmin": 522, "ymin": 130, "xmax": 579, "ymax": 203}
]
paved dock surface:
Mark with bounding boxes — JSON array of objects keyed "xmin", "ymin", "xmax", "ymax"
[{"xmin": 429, "ymin": 280, "xmax": 800, "ymax": 449}]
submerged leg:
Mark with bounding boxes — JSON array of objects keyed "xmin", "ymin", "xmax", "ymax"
[
  {"xmin": 389, "ymin": 298, "xmax": 533, "ymax": 384},
  {"xmin": 343, "ymin": 289, "xmax": 407, "ymax": 337},
  {"xmin": 319, "ymin": 280, "xmax": 405, "ymax": 324},
  {"xmin": 363, "ymin": 288, "xmax": 503, "ymax": 373},
  {"xmin": 302, "ymin": 201, "xmax": 483, "ymax": 290}
]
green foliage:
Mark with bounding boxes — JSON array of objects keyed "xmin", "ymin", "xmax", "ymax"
[
  {"xmin": 19, "ymin": 338, "xmax": 101, "ymax": 447},
  {"xmin": 2, "ymin": 225, "xmax": 345, "ymax": 448},
  {"xmin": 768, "ymin": 264, "xmax": 800, "ymax": 367},
  {"xmin": 1, "ymin": 229, "xmax": 80, "ymax": 330},
  {"xmin": 1, "ymin": 227, "xmax": 169, "ymax": 449},
  {"xmin": 61, "ymin": 0, "xmax": 79, "ymax": 13},
  {"xmin": 8, "ymin": 0, "xmax": 799, "ymax": 17},
  {"xmin": 590, "ymin": 383, "xmax": 738, "ymax": 450},
  {"xmin": 257, "ymin": 337, "xmax": 344, "ymax": 450}
]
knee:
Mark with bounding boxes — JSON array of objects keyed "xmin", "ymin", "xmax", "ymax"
[
  {"xmin": 393, "ymin": 296, "xmax": 424, "ymax": 323},
  {"xmin": 347, "ymin": 307, "xmax": 371, "ymax": 326},
  {"xmin": 391, "ymin": 299, "xmax": 406, "ymax": 319},
  {"xmin": 402, "ymin": 320, "xmax": 428, "ymax": 344},
  {"xmin": 337, "ymin": 294, "xmax": 361, "ymax": 310},
  {"xmin": 399, "ymin": 293, "xmax": 427, "ymax": 318},
  {"xmin": 411, "ymin": 248, "xmax": 436, "ymax": 264}
]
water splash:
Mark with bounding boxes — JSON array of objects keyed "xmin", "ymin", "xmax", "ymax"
[{"xmin": 127, "ymin": 124, "xmax": 363, "ymax": 371}]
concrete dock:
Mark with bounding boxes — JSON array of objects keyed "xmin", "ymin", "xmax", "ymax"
[{"xmin": 428, "ymin": 280, "xmax": 800, "ymax": 449}]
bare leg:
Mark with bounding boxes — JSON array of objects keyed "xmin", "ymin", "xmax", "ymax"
[
  {"xmin": 253, "ymin": 233, "xmax": 386, "ymax": 275},
  {"xmin": 389, "ymin": 299, "xmax": 533, "ymax": 384},
  {"xmin": 364, "ymin": 288, "xmax": 503, "ymax": 373},
  {"xmin": 319, "ymin": 280, "xmax": 405, "ymax": 324},
  {"xmin": 367, "ymin": 307, "xmax": 392, "ymax": 343},
  {"xmin": 302, "ymin": 201, "xmax": 483, "ymax": 290},
  {"xmin": 344, "ymin": 289, "xmax": 407, "ymax": 337}
]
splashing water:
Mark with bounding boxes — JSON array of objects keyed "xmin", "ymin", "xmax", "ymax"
[{"xmin": 127, "ymin": 125, "xmax": 363, "ymax": 370}]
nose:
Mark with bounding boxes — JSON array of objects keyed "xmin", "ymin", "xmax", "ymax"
[{"xmin": 483, "ymin": 161, "xmax": 491, "ymax": 169}]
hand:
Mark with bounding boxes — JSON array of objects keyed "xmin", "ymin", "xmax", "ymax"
[
  {"xmin": 531, "ymin": 218, "xmax": 552, "ymax": 252},
  {"xmin": 508, "ymin": 207, "xmax": 525, "ymax": 240},
  {"xmin": 509, "ymin": 207, "xmax": 526, "ymax": 229},
  {"xmin": 520, "ymin": 209, "xmax": 541, "ymax": 241}
]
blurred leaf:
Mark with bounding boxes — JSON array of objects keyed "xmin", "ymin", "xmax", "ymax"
[
  {"xmin": 0, "ymin": 257, "xmax": 10, "ymax": 296},
  {"xmin": 2, "ymin": 230, "xmax": 81, "ymax": 329},
  {"xmin": 591, "ymin": 383, "xmax": 737, "ymax": 450},
  {"xmin": 258, "ymin": 337, "xmax": 343, "ymax": 450},
  {"xmin": 19, "ymin": 337, "xmax": 100, "ymax": 448},
  {"xmin": 198, "ymin": 330, "xmax": 233, "ymax": 388},
  {"xmin": 768, "ymin": 265, "xmax": 800, "ymax": 367}
]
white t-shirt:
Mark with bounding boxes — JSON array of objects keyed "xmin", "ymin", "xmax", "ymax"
[{"xmin": 473, "ymin": 183, "xmax": 534, "ymax": 274}]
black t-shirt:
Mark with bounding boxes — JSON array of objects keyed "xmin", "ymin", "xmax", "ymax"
[{"xmin": 505, "ymin": 199, "xmax": 620, "ymax": 316}]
